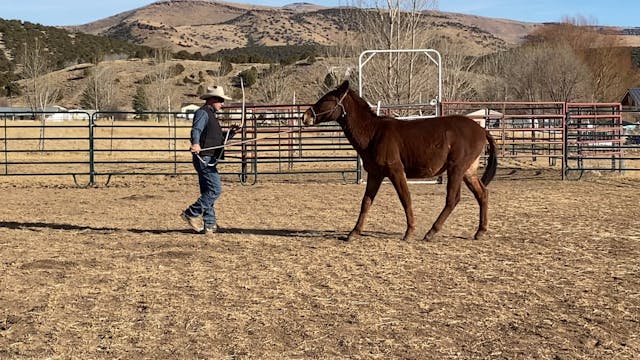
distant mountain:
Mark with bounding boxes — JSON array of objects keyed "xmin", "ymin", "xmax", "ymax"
[{"xmin": 66, "ymin": 0, "xmax": 540, "ymax": 56}]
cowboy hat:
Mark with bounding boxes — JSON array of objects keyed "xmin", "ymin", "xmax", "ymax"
[{"xmin": 200, "ymin": 85, "xmax": 232, "ymax": 101}]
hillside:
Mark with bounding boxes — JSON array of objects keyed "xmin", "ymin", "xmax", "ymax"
[
  {"xmin": 0, "ymin": 18, "xmax": 154, "ymax": 87},
  {"xmin": 8, "ymin": 57, "xmax": 279, "ymax": 110},
  {"xmin": 68, "ymin": 0, "xmax": 539, "ymax": 56},
  {"xmin": 3, "ymin": 0, "xmax": 639, "ymax": 110}
]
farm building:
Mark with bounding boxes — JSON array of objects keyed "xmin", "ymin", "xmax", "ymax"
[
  {"xmin": 621, "ymin": 88, "xmax": 640, "ymax": 108},
  {"xmin": 0, "ymin": 106, "xmax": 64, "ymax": 120},
  {"xmin": 177, "ymin": 104, "xmax": 201, "ymax": 120},
  {"xmin": 466, "ymin": 108, "xmax": 503, "ymax": 128},
  {"xmin": 620, "ymin": 88, "xmax": 640, "ymax": 124}
]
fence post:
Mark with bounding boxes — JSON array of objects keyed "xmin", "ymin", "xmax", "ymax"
[
  {"xmin": 173, "ymin": 114, "xmax": 178, "ymax": 176},
  {"xmin": 241, "ymin": 122, "xmax": 247, "ymax": 183},
  {"xmin": 89, "ymin": 113, "xmax": 96, "ymax": 186},
  {"xmin": 562, "ymin": 108, "xmax": 568, "ymax": 180}
]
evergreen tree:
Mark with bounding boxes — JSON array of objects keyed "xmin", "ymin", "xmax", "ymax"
[
  {"xmin": 4, "ymin": 82, "xmax": 21, "ymax": 97},
  {"xmin": 219, "ymin": 59, "xmax": 233, "ymax": 76},
  {"xmin": 132, "ymin": 86, "xmax": 149, "ymax": 119},
  {"xmin": 236, "ymin": 67, "xmax": 258, "ymax": 87}
]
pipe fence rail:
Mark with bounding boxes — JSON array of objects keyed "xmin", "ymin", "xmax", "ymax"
[
  {"xmin": 442, "ymin": 101, "xmax": 566, "ymax": 168},
  {"xmin": 1, "ymin": 102, "xmax": 639, "ymax": 185},
  {"xmin": 1, "ymin": 107, "xmax": 359, "ymax": 186}
]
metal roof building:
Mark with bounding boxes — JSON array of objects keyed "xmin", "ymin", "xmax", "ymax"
[{"xmin": 621, "ymin": 88, "xmax": 640, "ymax": 108}]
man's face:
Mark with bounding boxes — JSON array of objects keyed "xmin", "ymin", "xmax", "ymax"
[
  {"xmin": 212, "ymin": 101, "xmax": 224, "ymax": 111},
  {"xmin": 207, "ymin": 97, "xmax": 224, "ymax": 110}
]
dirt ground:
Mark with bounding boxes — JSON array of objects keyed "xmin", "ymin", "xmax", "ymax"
[{"xmin": 1, "ymin": 173, "xmax": 639, "ymax": 359}]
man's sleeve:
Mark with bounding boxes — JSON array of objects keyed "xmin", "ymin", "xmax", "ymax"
[{"xmin": 190, "ymin": 109, "xmax": 207, "ymax": 145}]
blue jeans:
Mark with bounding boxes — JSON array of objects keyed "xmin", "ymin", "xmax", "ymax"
[{"xmin": 185, "ymin": 155, "xmax": 222, "ymax": 228}]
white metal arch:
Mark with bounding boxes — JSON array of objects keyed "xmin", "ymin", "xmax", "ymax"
[{"xmin": 358, "ymin": 48, "xmax": 443, "ymax": 117}]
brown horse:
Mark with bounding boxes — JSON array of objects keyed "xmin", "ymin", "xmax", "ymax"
[{"xmin": 302, "ymin": 80, "xmax": 498, "ymax": 241}]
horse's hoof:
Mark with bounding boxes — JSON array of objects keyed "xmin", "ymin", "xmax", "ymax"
[
  {"xmin": 473, "ymin": 231, "xmax": 486, "ymax": 240},
  {"xmin": 401, "ymin": 227, "xmax": 415, "ymax": 241},
  {"xmin": 423, "ymin": 229, "xmax": 436, "ymax": 241},
  {"xmin": 344, "ymin": 230, "xmax": 359, "ymax": 241}
]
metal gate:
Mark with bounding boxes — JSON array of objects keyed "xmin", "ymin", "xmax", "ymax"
[{"xmin": 563, "ymin": 103, "xmax": 624, "ymax": 179}]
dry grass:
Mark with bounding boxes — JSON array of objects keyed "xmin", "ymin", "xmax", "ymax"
[{"xmin": 0, "ymin": 175, "xmax": 639, "ymax": 358}]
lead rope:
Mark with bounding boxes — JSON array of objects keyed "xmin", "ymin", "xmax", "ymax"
[{"xmin": 195, "ymin": 128, "xmax": 297, "ymax": 166}]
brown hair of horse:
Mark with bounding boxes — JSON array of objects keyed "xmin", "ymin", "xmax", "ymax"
[{"xmin": 303, "ymin": 80, "xmax": 498, "ymax": 241}]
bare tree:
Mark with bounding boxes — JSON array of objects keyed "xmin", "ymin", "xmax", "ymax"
[
  {"xmin": 581, "ymin": 29, "xmax": 635, "ymax": 101},
  {"xmin": 145, "ymin": 48, "xmax": 178, "ymax": 118},
  {"xmin": 255, "ymin": 65, "xmax": 295, "ymax": 104},
  {"xmin": 525, "ymin": 17, "xmax": 637, "ymax": 102},
  {"xmin": 80, "ymin": 63, "xmax": 120, "ymax": 111},
  {"xmin": 539, "ymin": 45, "xmax": 589, "ymax": 102},
  {"xmin": 143, "ymin": 48, "xmax": 183, "ymax": 153},
  {"xmin": 474, "ymin": 50, "xmax": 510, "ymax": 101},
  {"xmin": 501, "ymin": 43, "xmax": 588, "ymax": 102},
  {"xmin": 430, "ymin": 37, "xmax": 479, "ymax": 101},
  {"xmin": 339, "ymin": 0, "xmax": 439, "ymax": 106},
  {"xmin": 20, "ymin": 37, "xmax": 60, "ymax": 150}
]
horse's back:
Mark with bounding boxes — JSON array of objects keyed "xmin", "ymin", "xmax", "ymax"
[
  {"xmin": 395, "ymin": 115, "xmax": 485, "ymax": 145},
  {"xmin": 424, "ymin": 114, "xmax": 483, "ymax": 133}
]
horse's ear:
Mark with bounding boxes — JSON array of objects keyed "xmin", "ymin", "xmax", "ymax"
[{"xmin": 338, "ymin": 80, "xmax": 350, "ymax": 94}]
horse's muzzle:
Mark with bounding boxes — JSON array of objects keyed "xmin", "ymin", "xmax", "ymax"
[{"xmin": 302, "ymin": 108, "xmax": 314, "ymax": 126}]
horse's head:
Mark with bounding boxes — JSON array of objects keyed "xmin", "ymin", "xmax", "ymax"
[{"xmin": 303, "ymin": 80, "xmax": 350, "ymax": 126}]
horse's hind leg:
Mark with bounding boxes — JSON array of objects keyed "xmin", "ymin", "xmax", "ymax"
[
  {"xmin": 347, "ymin": 173, "xmax": 383, "ymax": 241},
  {"xmin": 424, "ymin": 169, "xmax": 463, "ymax": 241},
  {"xmin": 463, "ymin": 174, "xmax": 488, "ymax": 239}
]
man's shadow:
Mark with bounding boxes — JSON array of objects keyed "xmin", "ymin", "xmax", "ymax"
[
  {"xmin": 0, "ymin": 221, "xmax": 122, "ymax": 233},
  {"xmin": 0, "ymin": 221, "xmax": 400, "ymax": 240}
]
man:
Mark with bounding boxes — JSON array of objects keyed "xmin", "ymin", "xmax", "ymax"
[{"xmin": 181, "ymin": 85, "xmax": 239, "ymax": 234}]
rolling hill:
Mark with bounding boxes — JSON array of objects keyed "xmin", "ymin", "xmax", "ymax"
[{"xmin": 67, "ymin": 0, "xmax": 540, "ymax": 56}]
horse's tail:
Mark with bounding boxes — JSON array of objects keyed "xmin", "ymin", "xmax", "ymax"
[{"xmin": 481, "ymin": 131, "xmax": 498, "ymax": 186}]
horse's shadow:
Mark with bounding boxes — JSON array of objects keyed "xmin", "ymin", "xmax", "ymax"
[
  {"xmin": 214, "ymin": 227, "xmax": 400, "ymax": 240},
  {"xmin": 131, "ymin": 226, "xmax": 350, "ymax": 239},
  {"xmin": 0, "ymin": 221, "xmax": 399, "ymax": 240}
]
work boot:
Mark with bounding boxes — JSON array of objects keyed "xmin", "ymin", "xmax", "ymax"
[
  {"xmin": 203, "ymin": 224, "xmax": 218, "ymax": 235},
  {"xmin": 181, "ymin": 211, "xmax": 203, "ymax": 232}
]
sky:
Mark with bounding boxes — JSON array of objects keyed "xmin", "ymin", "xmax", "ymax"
[{"xmin": 0, "ymin": 0, "xmax": 638, "ymax": 28}]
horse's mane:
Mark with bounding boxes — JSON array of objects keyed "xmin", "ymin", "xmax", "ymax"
[{"xmin": 347, "ymin": 89, "xmax": 379, "ymax": 118}]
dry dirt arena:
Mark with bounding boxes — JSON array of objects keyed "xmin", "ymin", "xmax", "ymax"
[{"xmin": 1, "ymin": 173, "xmax": 639, "ymax": 359}]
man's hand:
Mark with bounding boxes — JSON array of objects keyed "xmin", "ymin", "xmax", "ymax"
[
  {"xmin": 190, "ymin": 143, "xmax": 201, "ymax": 154},
  {"xmin": 230, "ymin": 124, "xmax": 241, "ymax": 133}
]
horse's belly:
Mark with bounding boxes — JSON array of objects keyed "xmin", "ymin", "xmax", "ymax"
[{"xmin": 405, "ymin": 166, "xmax": 439, "ymax": 179}]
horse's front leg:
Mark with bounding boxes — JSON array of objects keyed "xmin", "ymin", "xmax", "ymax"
[
  {"xmin": 347, "ymin": 173, "xmax": 383, "ymax": 241},
  {"xmin": 388, "ymin": 169, "xmax": 415, "ymax": 241}
]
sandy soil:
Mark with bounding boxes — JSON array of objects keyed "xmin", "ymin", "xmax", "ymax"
[{"xmin": 1, "ymin": 175, "xmax": 639, "ymax": 359}]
